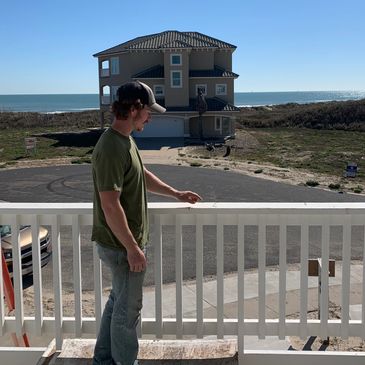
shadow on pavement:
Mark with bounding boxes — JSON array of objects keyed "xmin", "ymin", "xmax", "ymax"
[
  {"xmin": 39, "ymin": 129, "xmax": 103, "ymax": 148},
  {"xmin": 133, "ymin": 137, "xmax": 186, "ymax": 150}
]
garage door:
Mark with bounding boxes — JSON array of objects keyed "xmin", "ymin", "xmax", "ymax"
[{"xmin": 136, "ymin": 116, "xmax": 185, "ymax": 138}]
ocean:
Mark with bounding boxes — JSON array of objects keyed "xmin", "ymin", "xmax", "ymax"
[{"xmin": 0, "ymin": 91, "xmax": 364, "ymax": 113}]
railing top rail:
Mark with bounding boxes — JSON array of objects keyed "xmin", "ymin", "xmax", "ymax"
[{"xmin": 0, "ymin": 202, "xmax": 365, "ymax": 215}]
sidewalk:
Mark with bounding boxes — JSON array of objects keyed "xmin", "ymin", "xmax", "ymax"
[{"xmin": 139, "ymin": 261, "xmax": 364, "ymax": 350}]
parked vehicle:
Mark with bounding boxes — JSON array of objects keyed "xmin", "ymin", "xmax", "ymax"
[{"xmin": 0, "ymin": 225, "xmax": 52, "ymax": 277}]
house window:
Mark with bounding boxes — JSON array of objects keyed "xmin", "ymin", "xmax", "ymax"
[
  {"xmin": 215, "ymin": 117, "xmax": 222, "ymax": 132},
  {"xmin": 111, "ymin": 86, "xmax": 119, "ymax": 102},
  {"xmin": 196, "ymin": 84, "xmax": 207, "ymax": 96},
  {"xmin": 101, "ymin": 60, "xmax": 110, "ymax": 77},
  {"xmin": 111, "ymin": 57, "xmax": 119, "ymax": 75},
  {"xmin": 171, "ymin": 71, "xmax": 182, "ymax": 88},
  {"xmin": 170, "ymin": 54, "xmax": 182, "ymax": 66},
  {"xmin": 154, "ymin": 85, "xmax": 165, "ymax": 97},
  {"xmin": 216, "ymin": 84, "xmax": 227, "ymax": 96}
]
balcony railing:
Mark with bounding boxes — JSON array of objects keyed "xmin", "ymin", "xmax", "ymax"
[
  {"xmin": 101, "ymin": 95, "xmax": 110, "ymax": 105},
  {"xmin": 100, "ymin": 68, "xmax": 110, "ymax": 77},
  {"xmin": 1, "ymin": 202, "xmax": 365, "ymax": 365}
]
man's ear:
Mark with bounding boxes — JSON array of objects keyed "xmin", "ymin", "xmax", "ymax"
[{"xmin": 129, "ymin": 105, "xmax": 137, "ymax": 117}]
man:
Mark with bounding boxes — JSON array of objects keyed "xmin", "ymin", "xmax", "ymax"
[{"xmin": 91, "ymin": 81, "xmax": 202, "ymax": 365}]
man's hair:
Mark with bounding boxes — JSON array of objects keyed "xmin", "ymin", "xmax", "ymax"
[{"xmin": 111, "ymin": 99, "xmax": 144, "ymax": 119}]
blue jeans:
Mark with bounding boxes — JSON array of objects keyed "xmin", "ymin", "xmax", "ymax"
[{"xmin": 93, "ymin": 243, "xmax": 145, "ymax": 365}]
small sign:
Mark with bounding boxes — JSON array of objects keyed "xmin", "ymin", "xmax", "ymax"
[
  {"xmin": 308, "ymin": 259, "xmax": 335, "ymax": 277},
  {"xmin": 346, "ymin": 162, "xmax": 358, "ymax": 178},
  {"xmin": 25, "ymin": 137, "xmax": 37, "ymax": 152}
]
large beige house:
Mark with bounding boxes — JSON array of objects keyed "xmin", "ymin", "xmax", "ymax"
[{"xmin": 93, "ymin": 31, "xmax": 239, "ymax": 139}]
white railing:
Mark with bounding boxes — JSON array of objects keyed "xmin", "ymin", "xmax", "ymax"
[{"xmin": 1, "ymin": 202, "xmax": 365, "ymax": 365}]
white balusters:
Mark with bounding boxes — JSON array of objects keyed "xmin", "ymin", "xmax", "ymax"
[
  {"xmin": 258, "ymin": 215, "xmax": 266, "ymax": 339},
  {"xmin": 31, "ymin": 215, "xmax": 43, "ymax": 336},
  {"xmin": 72, "ymin": 214, "xmax": 82, "ymax": 338},
  {"xmin": 341, "ymin": 216, "xmax": 351, "ymax": 339},
  {"xmin": 279, "ymin": 217, "xmax": 287, "ymax": 340},
  {"xmin": 11, "ymin": 215, "xmax": 23, "ymax": 338},
  {"xmin": 237, "ymin": 215, "xmax": 245, "ymax": 361},
  {"xmin": 175, "ymin": 215, "xmax": 183, "ymax": 339},
  {"xmin": 196, "ymin": 214, "xmax": 204, "ymax": 338},
  {"xmin": 51, "ymin": 214, "xmax": 63, "ymax": 350},
  {"xmin": 300, "ymin": 219, "xmax": 309, "ymax": 340},
  {"xmin": 93, "ymin": 243, "xmax": 103, "ymax": 334},
  {"xmin": 153, "ymin": 214, "xmax": 163, "ymax": 338},
  {"xmin": 320, "ymin": 219, "xmax": 330, "ymax": 339},
  {"xmin": 217, "ymin": 215, "xmax": 224, "ymax": 339}
]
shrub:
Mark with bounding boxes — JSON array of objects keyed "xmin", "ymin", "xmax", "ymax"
[
  {"xmin": 306, "ymin": 180, "xmax": 319, "ymax": 187},
  {"xmin": 328, "ymin": 183, "xmax": 341, "ymax": 190},
  {"xmin": 352, "ymin": 185, "xmax": 363, "ymax": 194},
  {"xmin": 190, "ymin": 162, "xmax": 202, "ymax": 167}
]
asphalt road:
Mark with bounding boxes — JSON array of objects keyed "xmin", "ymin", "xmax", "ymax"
[
  {"xmin": 2, "ymin": 164, "xmax": 365, "ymax": 203},
  {"xmin": 1, "ymin": 164, "xmax": 365, "ymax": 288}
]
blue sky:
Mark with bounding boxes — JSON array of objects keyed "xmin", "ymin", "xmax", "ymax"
[{"xmin": 1, "ymin": 0, "xmax": 364, "ymax": 94}]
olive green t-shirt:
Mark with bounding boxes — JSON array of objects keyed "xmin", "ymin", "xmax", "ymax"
[{"xmin": 91, "ymin": 128, "xmax": 148, "ymax": 250}]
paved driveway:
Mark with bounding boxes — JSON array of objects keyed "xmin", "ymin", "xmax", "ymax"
[{"xmin": 1, "ymin": 164, "xmax": 365, "ymax": 288}]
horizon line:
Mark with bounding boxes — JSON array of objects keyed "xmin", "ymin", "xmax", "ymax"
[{"xmin": 1, "ymin": 89, "xmax": 365, "ymax": 96}]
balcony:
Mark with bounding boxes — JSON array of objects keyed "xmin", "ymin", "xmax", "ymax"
[
  {"xmin": 1, "ymin": 202, "xmax": 365, "ymax": 364},
  {"xmin": 101, "ymin": 95, "xmax": 110, "ymax": 105},
  {"xmin": 100, "ymin": 68, "xmax": 110, "ymax": 77}
]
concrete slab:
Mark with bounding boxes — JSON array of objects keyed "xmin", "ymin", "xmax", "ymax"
[
  {"xmin": 46, "ymin": 339, "xmax": 238, "ymax": 365},
  {"xmin": 349, "ymin": 304, "xmax": 362, "ymax": 320}
]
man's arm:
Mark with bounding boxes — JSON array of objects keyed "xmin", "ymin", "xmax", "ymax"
[
  {"xmin": 99, "ymin": 190, "xmax": 146, "ymax": 272},
  {"xmin": 144, "ymin": 167, "xmax": 202, "ymax": 204}
]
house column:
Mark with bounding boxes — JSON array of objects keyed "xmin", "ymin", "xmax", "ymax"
[
  {"xmin": 183, "ymin": 115, "xmax": 191, "ymax": 137},
  {"xmin": 99, "ymin": 111, "xmax": 104, "ymax": 130}
]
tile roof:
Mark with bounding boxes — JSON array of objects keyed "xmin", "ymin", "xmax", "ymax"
[
  {"xmin": 94, "ymin": 31, "xmax": 236, "ymax": 56},
  {"xmin": 190, "ymin": 66, "xmax": 239, "ymax": 78},
  {"xmin": 155, "ymin": 98, "xmax": 240, "ymax": 112},
  {"xmin": 132, "ymin": 65, "xmax": 164, "ymax": 79},
  {"xmin": 132, "ymin": 65, "xmax": 238, "ymax": 79}
]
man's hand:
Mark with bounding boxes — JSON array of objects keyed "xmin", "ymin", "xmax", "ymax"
[
  {"xmin": 127, "ymin": 245, "xmax": 146, "ymax": 272},
  {"xmin": 175, "ymin": 190, "xmax": 202, "ymax": 204}
]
